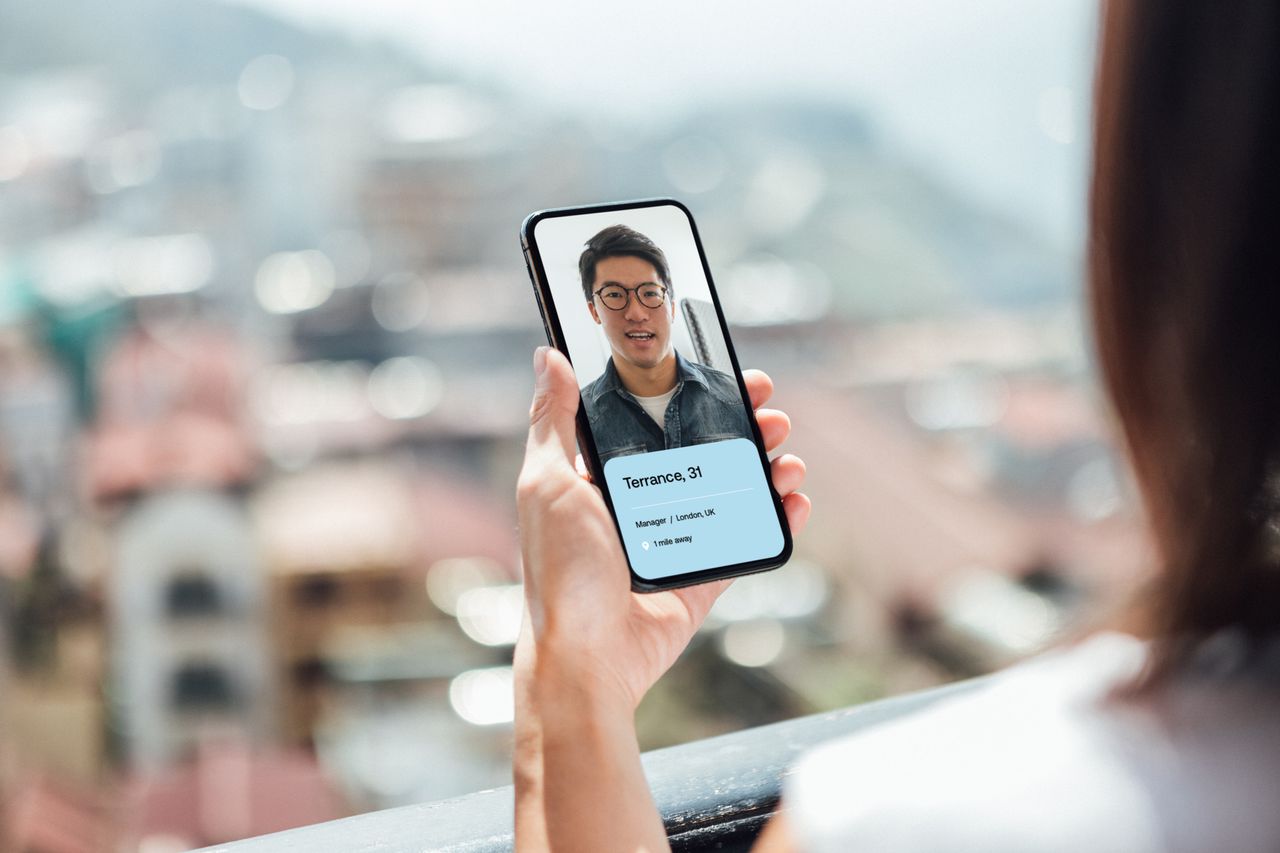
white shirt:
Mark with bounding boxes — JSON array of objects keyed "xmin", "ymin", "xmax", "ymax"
[
  {"xmin": 632, "ymin": 388, "xmax": 676, "ymax": 429},
  {"xmin": 786, "ymin": 632, "xmax": 1280, "ymax": 853}
]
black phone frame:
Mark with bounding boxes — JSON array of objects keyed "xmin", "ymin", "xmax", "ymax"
[{"xmin": 520, "ymin": 197, "xmax": 794, "ymax": 592}]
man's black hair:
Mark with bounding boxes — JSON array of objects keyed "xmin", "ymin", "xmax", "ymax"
[{"xmin": 578, "ymin": 224, "xmax": 672, "ymax": 301}]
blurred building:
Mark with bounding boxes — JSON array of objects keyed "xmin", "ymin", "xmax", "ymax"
[
  {"xmin": 254, "ymin": 461, "xmax": 424, "ymax": 743},
  {"xmin": 110, "ymin": 489, "xmax": 275, "ymax": 768},
  {"xmin": 84, "ymin": 313, "xmax": 256, "ymax": 503}
]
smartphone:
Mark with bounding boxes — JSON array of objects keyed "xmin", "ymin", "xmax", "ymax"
[{"xmin": 520, "ymin": 198, "xmax": 792, "ymax": 591}]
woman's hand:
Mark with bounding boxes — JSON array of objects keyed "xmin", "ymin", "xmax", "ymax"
[
  {"xmin": 515, "ymin": 346, "xmax": 810, "ymax": 709},
  {"xmin": 513, "ymin": 346, "xmax": 809, "ymax": 852}
]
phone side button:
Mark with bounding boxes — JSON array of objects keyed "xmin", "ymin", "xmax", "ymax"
[
  {"xmin": 536, "ymin": 300, "xmax": 554, "ymax": 346},
  {"xmin": 524, "ymin": 252, "xmax": 556, "ymax": 346}
]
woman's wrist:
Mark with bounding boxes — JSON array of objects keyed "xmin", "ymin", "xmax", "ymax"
[
  {"xmin": 515, "ymin": 643, "xmax": 665, "ymax": 851},
  {"xmin": 513, "ymin": 634, "xmax": 659, "ymax": 845},
  {"xmin": 518, "ymin": 637, "xmax": 637, "ymax": 718}
]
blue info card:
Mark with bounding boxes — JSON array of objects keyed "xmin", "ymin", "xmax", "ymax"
[{"xmin": 603, "ymin": 438, "xmax": 784, "ymax": 581}]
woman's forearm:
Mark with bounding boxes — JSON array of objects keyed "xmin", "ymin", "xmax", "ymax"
[
  {"xmin": 514, "ymin": 650, "xmax": 669, "ymax": 853},
  {"xmin": 513, "ymin": 671, "xmax": 549, "ymax": 851}
]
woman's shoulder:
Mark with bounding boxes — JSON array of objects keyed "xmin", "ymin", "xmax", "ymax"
[{"xmin": 784, "ymin": 632, "xmax": 1280, "ymax": 853}]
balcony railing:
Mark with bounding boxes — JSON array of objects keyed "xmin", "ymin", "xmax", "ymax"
[{"xmin": 198, "ymin": 678, "xmax": 984, "ymax": 853}]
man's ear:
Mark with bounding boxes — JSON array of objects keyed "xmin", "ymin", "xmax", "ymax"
[{"xmin": 588, "ymin": 301, "xmax": 601, "ymax": 324}]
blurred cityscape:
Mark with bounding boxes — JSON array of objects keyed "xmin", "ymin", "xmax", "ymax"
[{"xmin": 0, "ymin": 0, "xmax": 1147, "ymax": 850}]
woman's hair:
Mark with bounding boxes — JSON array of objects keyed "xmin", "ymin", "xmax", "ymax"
[{"xmin": 1090, "ymin": 0, "xmax": 1280, "ymax": 680}]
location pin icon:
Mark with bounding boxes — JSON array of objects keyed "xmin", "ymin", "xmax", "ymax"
[{"xmin": 641, "ymin": 541, "xmax": 650, "ymax": 551}]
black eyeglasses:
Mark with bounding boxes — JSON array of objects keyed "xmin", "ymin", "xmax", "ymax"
[{"xmin": 593, "ymin": 283, "xmax": 668, "ymax": 311}]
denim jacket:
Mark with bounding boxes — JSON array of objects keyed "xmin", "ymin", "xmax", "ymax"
[{"xmin": 581, "ymin": 350, "xmax": 753, "ymax": 466}]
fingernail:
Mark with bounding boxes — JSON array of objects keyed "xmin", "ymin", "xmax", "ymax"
[{"xmin": 534, "ymin": 346, "xmax": 548, "ymax": 378}]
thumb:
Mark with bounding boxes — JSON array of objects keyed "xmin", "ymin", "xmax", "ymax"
[{"xmin": 527, "ymin": 346, "xmax": 580, "ymax": 467}]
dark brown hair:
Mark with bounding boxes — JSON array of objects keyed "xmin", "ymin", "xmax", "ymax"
[
  {"xmin": 1091, "ymin": 0, "xmax": 1280, "ymax": 680},
  {"xmin": 578, "ymin": 225, "xmax": 673, "ymax": 301}
]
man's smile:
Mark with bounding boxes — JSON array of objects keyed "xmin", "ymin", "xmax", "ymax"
[{"xmin": 588, "ymin": 255, "xmax": 674, "ymax": 375}]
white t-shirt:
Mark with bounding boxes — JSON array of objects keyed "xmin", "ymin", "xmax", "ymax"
[
  {"xmin": 633, "ymin": 388, "xmax": 677, "ymax": 429},
  {"xmin": 785, "ymin": 632, "xmax": 1280, "ymax": 853}
]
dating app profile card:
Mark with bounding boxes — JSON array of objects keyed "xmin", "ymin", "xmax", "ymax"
[{"xmin": 603, "ymin": 438, "xmax": 783, "ymax": 580}]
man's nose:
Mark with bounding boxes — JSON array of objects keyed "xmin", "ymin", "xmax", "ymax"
[{"xmin": 623, "ymin": 293, "xmax": 649, "ymax": 321}]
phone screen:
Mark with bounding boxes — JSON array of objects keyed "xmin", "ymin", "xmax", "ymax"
[{"xmin": 524, "ymin": 200, "xmax": 790, "ymax": 588}]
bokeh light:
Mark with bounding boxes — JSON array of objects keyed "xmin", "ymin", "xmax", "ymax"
[
  {"xmin": 449, "ymin": 667, "xmax": 515, "ymax": 726},
  {"xmin": 255, "ymin": 251, "xmax": 336, "ymax": 314},
  {"xmin": 238, "ymin": 55, "xmax": 295, "ymax": 111},
  {"xmin": 455, "ymin": 584, "xmax": 523, "ymax": 647},
  {"xmin": 426, "ymin": 558, "xmax": 507, "ymax": 616},
  {"xmin": 367, "ymin": 356, "xmax": 444, "ymax": 420},
  {"xmin": 0, "ymin": 126, "xmax": 32, "ymax": 181},
  {"xmin": 720, "ymin": 619, "xmax": 787, "ymax": 668}
]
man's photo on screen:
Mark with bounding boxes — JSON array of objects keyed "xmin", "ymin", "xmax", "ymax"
[{"xmin": 576, "ymin": 224, "xmax": 752, "ymax": 465}]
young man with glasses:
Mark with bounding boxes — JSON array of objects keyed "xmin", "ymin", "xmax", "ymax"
[{"xmin": 578, "ymin": 224, "xmax": 752, "ymax": 465}]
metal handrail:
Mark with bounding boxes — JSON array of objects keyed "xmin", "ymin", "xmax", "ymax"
[{"xmin": 198, "ymin": 678, "xmax": 984, "ymax": 853}]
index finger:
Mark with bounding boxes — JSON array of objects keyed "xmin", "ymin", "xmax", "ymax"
[{"xmin": 742, "ymin": 369, "xmax": 773, "ymax": 410}]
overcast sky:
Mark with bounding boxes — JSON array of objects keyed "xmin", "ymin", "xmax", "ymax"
[{"xmin": 224, "ymin": 0, "xmax": 1097, "ymax": 250}]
